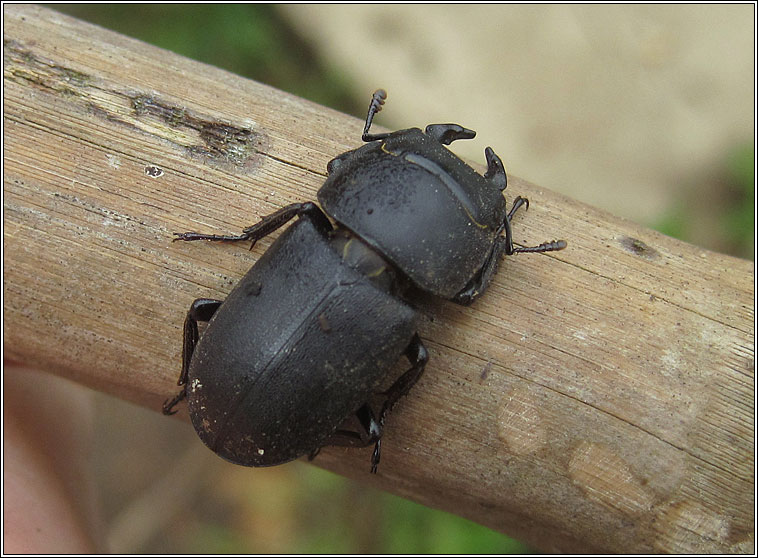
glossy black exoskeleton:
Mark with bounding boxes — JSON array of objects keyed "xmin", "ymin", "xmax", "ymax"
[{"xmin": 164, "ymin": 90, "xmax": 566, "ymax": 473}]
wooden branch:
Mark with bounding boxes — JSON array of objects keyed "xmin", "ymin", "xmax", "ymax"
[{"xmin": 3, "ymin": 5, "xmax": 753, "ymax": 553}]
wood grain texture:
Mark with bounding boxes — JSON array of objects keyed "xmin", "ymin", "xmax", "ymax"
[{"xmin": 3, "ymin": 5, "xmax": 754, "ymax": 553}]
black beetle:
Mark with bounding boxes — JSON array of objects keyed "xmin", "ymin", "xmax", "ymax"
[{"xmin": 164, "ymin": 90, "xmax": 566, "ymax": 473}]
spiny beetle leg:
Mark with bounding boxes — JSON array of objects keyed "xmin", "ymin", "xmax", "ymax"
[
  {"xmin": 379, "ymin": 334, "xmax": 429, "ymax": 423},
  {"xmin": 180, "ymin": 298, "xmax": 223, "ymax": 385},
  {"xmin": 161, "ymin": 390, "xmax": 186, "ymax": 416},
  {"xmin": 512, "ymin": 239, "xmax": 567, "ymax": 254},
  {"xmin": 361, "ymin": 404, "xmax": 383, "ymax": 474},
  {"xmin": 162, "ymin": 298, "xmax": 222, "ymax": 415},
  {"xmin": 368, "ymin": 334, "xmax": 428, "ymax": 473},
  {"xmin": 173, "ymin": 202, "xmax": 332, "ymax": 250},
  {"xmin": 452, "ymin": 232, "xmax": 508, "ymax": 305},
  {"xmin": 453, "ymin": 195, "xmax": 563, "ymax": 304},
  {"xmin": 310, "ymin": 403, "xmax": 383, "ymax": 472},
  {"xmin": 508, "ymin": 196, "xmax": 529, "ymax": 220},
  {"xmin": 505, "ymin": 196, "xmax": 567, "ymax": 254}
]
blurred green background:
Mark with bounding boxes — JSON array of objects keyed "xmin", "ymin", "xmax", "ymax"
[{"xmin": 46, "ymin": 4, "xmax": 754, "ymax": 554}]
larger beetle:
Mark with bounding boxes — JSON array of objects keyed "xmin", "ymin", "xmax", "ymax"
[{"xmin": 164, "ymin": 90, "xmax": 566, "ymax": 473}]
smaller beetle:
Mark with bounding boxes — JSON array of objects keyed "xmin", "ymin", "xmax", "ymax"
[{"xmin": 164, "ymin": 90, "xmax": 566, "ymax": 473}]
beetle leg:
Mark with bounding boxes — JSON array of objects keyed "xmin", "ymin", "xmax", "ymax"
[
  {"xmin": 162, "ymin": 390, "xmax": 187, "ymax": 417},
  {"xmin": 173, "ymin": 202, "xmax": 332, "ymax": 250},
  {"xmin": 425, "ymin": 123, "xmax": 476, "ymax": 145},
  {"xmin": 512, "ymin": 239, "xmax": 568, "ymax": 254},
  {"xmin": 238, "ymin": 202, "xmax": 332, "ymax": 247},
  {"xmin": 508, "ymin": 195, "xmax": 529, "ymax": 219},
  {"xmin": 162, "ymin": 298, "xmax": 222, "ymax": 415},
  {"xmin": 180, "ymin": 298, "xmax": 222, "ymax": 386},
  {"xmin": 309, "ymin": 403, "xmax": 383, "ymax": 472},
  {"xmin": 452, "ymin": 228, "xmax": 508, "ymax": 305},
  {"xmin": 336, "ymin": 334, "xmax": 426, "ymax": 473},
  {"xmin": 352, "ymin": 404, "xmax": 384, "ymax": 473},
  {"xmin": 506, "ymin": 196, "xmax": 568, "ymax": 254},
  {"xmin": 378, "ymin": 334, "xmax": 429, "ymax": 423},
  {"xmin": 455, "ymin": 195, "xmax": 567, "ymax": 303}
]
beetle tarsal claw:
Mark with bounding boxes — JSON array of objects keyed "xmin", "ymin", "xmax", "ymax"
[{"xmin": 370, "ymin": 440, "xmax": 381, "ymax": 474}]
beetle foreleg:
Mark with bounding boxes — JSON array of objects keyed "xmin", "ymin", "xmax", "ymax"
[
  {"xmin": 506, "ymin": 196, "xmax": 567, "ymax": 254},
  {"xmin": 452, "ymin": 231, "xmax": 508, "ymax": 305},
  {"xmin": 162, "ymin": 298, "xmax": 222, "ymax": 416},
  {"xmin": 508, "ymin": 195, "xmax": 529, "ymax": 219},
  {"xmin": 512, "ymin": 239, "xmax": 568, "ymax": 254},
  {"xmin": 452, "ymin": 195, "xmax": 564, "ymax": 304}
]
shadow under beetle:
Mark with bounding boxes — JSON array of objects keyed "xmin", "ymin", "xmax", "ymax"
[{"xmin": 164, "ymin": 90, "xmax": 567, "ymax": 473}]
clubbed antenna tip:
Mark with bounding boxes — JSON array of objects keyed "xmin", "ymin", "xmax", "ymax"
[{"xmin": 362, "ymin": 89, "xmax": 389, "ymax": 141}]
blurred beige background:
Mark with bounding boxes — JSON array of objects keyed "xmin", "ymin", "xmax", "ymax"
[{"xmin": 282, "ymin": 4, "xmax": 753, "ymax": 234}]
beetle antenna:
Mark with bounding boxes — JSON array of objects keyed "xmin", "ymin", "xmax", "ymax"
[{"xmin": 362, "ymin": 89, "xmax": 389, "ymax": 142}]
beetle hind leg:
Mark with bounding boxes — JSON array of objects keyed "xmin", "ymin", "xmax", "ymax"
[
  {"xmin": 162, "ymin": 390, "xmax": 187, "ymax": 416},
  {"xmin": 310, "ymin": 403, "xmax": 383, "ymax": 472},
  {"xmin": 311, "ymin": 334, "xmax": 428, "ymax": 473},
  {"xmin": 378, "ymin": 334, "xmax": 428, "ymax": 422},
  {"xmin": 370, "ymin": 334, "xmax": 429, "ymax": 472},
  {"xmin": 162, "ymin": 298, "xmax": 222, "ymax": 415}
]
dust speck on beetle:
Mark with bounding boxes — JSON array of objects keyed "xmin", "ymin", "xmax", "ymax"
[{"xmin": 245, "ymin": 282, "xmax": 262, "ymax": 296}]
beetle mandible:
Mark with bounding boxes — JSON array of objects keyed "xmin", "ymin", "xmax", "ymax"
[{"xmin": 163, "ymin": 90, "xmax": 567, "ymax": 473}]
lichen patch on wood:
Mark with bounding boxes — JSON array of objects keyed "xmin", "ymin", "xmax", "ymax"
[{"xmin": 4, "ymin": 38, "xmax": 268, "ymax": 172}]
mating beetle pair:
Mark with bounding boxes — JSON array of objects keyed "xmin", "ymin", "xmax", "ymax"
[{"xmin": 164, "ymin": 90, "xmax": 566, "ymax": 473}]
